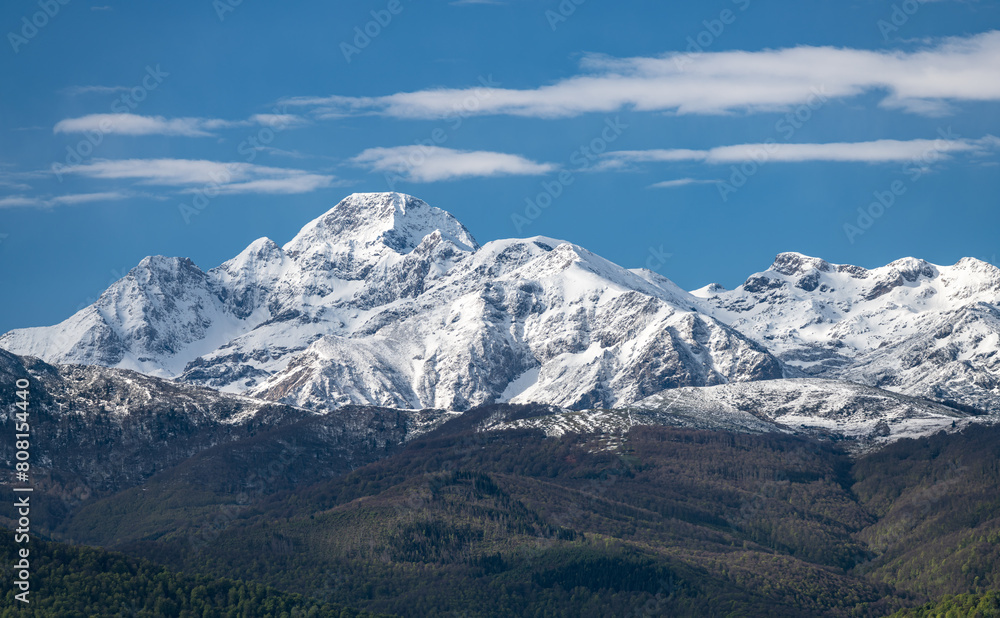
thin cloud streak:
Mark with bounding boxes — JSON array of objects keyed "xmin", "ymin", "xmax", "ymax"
[
  {"xmin": 53, "ymin": 113, "xmax": 306, "ymax": 137},
  {"xmin": 603, "ymin": 137, "xmax": 998, "ymax": 168},
  {"xmin": 181, "ymin": 175, "xmax": 336, "ymax": 195},
  {"xmin": 649, "ymin": 179, "xmax": 720, "ymax": 189},
  {"xmin": 61, "ymin": 85, "xmax": 131, "ymax": 96},
  {"xmin": 56, "ymin": 158, "xmax": 338, "ymax": 195},
  {"xmin": 0, "ymin": 191, "xmax": 138, "ymax": 209},
  {"xmin": 352, "ymin": 146, "xmax": 557, "ymax": 182}
]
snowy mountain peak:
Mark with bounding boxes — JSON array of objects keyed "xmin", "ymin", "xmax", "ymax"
[
  {"xmin": 883, "ymin": 256, "xmax": 936, "ymax": 281},
  {"xmin": 937, "ymin": 257, "xmax": 1000, "ymax": 301},
  {"xmin": 130, "ymin": 255, "xmax": 202, "ymax": 281},
  {"xmin": 245, "ymin": 236, "xmax": 282, "ymax": 256},
  {"xmin": 216, "ymin": 237, "xmax": 285, "ymax": 273},
  {"xmin": 283, "ymin": 192, "xmax": 478, "ymax": 258},
  {"xmin": 691, "ymin": 283, "xmax": 727, "ymax": 298},
  {"xmin": 770, "ymin": 252, "xmax": 833, "ymax": 276},
  {"xmin": 954, "ymin": 256, "xmax": 1000, "ymax": 273},
  {"xmin": 210, "ymin": 237, "xmax": 288, "ymax": 319}
]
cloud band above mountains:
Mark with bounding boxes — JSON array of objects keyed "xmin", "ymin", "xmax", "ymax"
[
  {"xmin": 600, "ymin": 136, "xmax": 1000, "ymax": 169},
  {"xmin": 56, "ymin": 159, "xmax": 336, "ymax": 195},
  {"xmin": 282, "ymin": 31, "xmax": 1000, "ymax": 118},
  {"xmin": 351, "ymin": 146, "xmax": 557, "ymax": 182}
]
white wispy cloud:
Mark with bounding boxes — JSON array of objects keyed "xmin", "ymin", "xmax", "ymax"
[
  {"xmin": 52, "ymin": 113, "xmax": 306, "ymax": 137},
  {"xmin": 0, "ymin": 167, "xmax": 47, "ymax": 191},
  {"xmin": 0, "ymin": 196, "xmax": 43, "ymax": 208},
  {"xmin": 254, "ymin": 147, "xmax": 318, "ymax": 159},
  {"xmin": 602, "ymin": 137, "xmax": 998, "ymax": 168},
  {"xmin": 283, "ymin": 31, "xmax": 1000, "ymax": 118},
  {"xmin": 57, "ymin": 158, "xmax": 338, "ymax": 194},
  {"xmin": 0, "ymin": 179, "xmax": 32, "ymax": 191},
  {"xmin": 194, "ymin": 176, "xmax": 334, "ymax": 195},
  {"xmin": 51, "ymin": 191, "xmax": 140, "ymax": 205},
  {"xmin": 61, "ymin": 85, "xmax": 131, "ymax": 96},
  {"xmin": 249, "ymin": 113, "xmax": 310, "ymax": 128},
  {"xmin": 0, "ymin": 191, "xmax": 137, "ymax": 209},
  {"xmin": 54, "ymin": 114, "xmax": 228, "ymax": 137},
  {"xmin": 351, "ymin": 146, "xmax": 556, "ymax": 182},
  {"xmin": 649, "ymin": 178, "xmax": 720, "ymax": 189}
]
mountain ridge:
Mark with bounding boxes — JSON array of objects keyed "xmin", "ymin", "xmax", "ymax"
[
  {"xmin": 2, "ymin": 192, "xmax": 998, "ymax": 417},
  {"xmin": 698, "ymin": 249, "xmax": 1000, "ymax": 412}
]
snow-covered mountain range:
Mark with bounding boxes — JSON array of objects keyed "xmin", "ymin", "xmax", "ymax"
[
  {"xmin": 0, "ymin": 193, "xmax": 779, "ymax": 411},
  {"xmin": 2, "ymin": 192, "xmax": 998, "ymax": 424},
  {"xmin": 696, "ymin": 251, "xmax": 1000, "ymax": 413}
]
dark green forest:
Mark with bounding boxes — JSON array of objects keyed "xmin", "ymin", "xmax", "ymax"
[
  {"xmin": 4, "ymin": 405, "xmax": 1000, "ymax": 616},
  {"xmin": 889, "ymin": 591, "xmax": 1000, "ymax": 617},
  {"xmin": 0, "ymin": 531, "xmax": 387, "ymax": 617}
]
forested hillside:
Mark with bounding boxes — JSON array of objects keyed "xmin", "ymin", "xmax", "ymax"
[
  {"xmin": 0, "ymin": 531, "xmax": 387, "ymax": 617},
  {"xmin": 33, "ymin": 407, "xmax": 1000, "ymax": 617}
]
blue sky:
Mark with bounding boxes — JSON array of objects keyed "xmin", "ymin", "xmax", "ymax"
[{"xmin": 1, "ymin": 0, "xmax": 999, "ymax": 333}]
